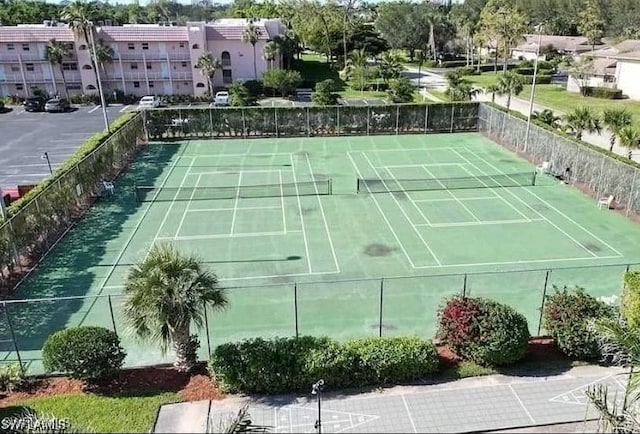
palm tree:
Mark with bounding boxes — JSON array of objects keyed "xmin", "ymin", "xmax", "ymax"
[
  {"xmin": 195, "ymin": 53, "xmax": 221, "ymax": 97},
  {"xmin": 445, "ymin": 71, "xmax": 478, "ymax": 102},
  {"xmin": 262, "ymin": 40, "xmax": 278, "ymax": 70},
  {"xmin": 90, "ymin": 39, "xmax": 114, "ymax": 74},
  {"xmin": 485, "ymin": 83, "xmax": 500, "ymax": 103},
  {"xmin": 532, "ymin": 109, "xmax": 561, "ymax": 129},
  {"xmin": 603, "ymin": 108, "xmax": 633, "ymax": 152},
  {"xmin": 242, "ymin": 21, "xmax": 262, "ymax": 79},
  {"xmin": 618, "ymin": 126, "xmax": 640, "ymax": 159},
  {"xmin": 495, "ymin": 72, "xmax": 524, "ymax": 110},
  {"xmin": 61, "ymin": 0, "xmax": 98, "ymax": 45},
  {"xmin": 45, "ymin": 39, "xmax": 71, "ymax": 98},
  {"xmin": 123, "ymin": 242, "xmax": 228, "ymax": 372},
  {"xmin": 563, "ymin": 107, "xmax": 602, "ymax": 141},
  {"xmin": 346, "ymin": 48, "xmax": 369, "ymax": 95},
  {"xmin": 377, "ymin": 51, "xmax": 403, "ymax": 86}
]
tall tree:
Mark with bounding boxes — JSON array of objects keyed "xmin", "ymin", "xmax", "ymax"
[
  {"xmin": 495, "ymin": 71, "xmax": 524, "ymax": 110},
  {"xmin": 479, "ymin": 0, "xmax": 527, "ymax": 72},
  {"xmin": 123, "ymin": 242, "xmax": 227, "ymax": 372},
  {"xmin": 603, "ymin": 108, "xmax": 633, "ymax": 152},
  {"xmin": 578, "ymin": 0, "xmax": 605, "ymax": 52},
  {"xmin": 262, "ymin": 40, "xmax": 278, "ymax": 70},
  {"xmin": 61, "ymin": 0, "xmax": 99, "ymax": 44},
  {"xmin": 339, "ymin": 0, "xmax": 358, "ymax": 64},
  {"xmin": 195, "ymin": 53, "xmax": 221, "ymax": 97},
  {"xmin": 45, "ymin": 39, "xmax": 72, "ymax": 98},
  {"xmin": 375, "ymin": 1, "xmax": 426, "ymax": 61},
  {"xmin": 563, "ymin": 107, "xmax": 602, "ymax": 141},
  {"xmin": 346, "ymin": 48, "xmax": 370, "ymax": 94},
  {"xmin": 242, "ymin": 20, "xmax": 261, "ymax": 79}
]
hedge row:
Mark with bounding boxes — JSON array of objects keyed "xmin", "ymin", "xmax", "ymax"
[
  {"xmin": 208, "ymin": 336, "xmax": 439, "ymax": 394},
  {"xmin": 516, "ymin": 74, "xmax": 553, "ymax": 85},
  {"xmin": 514, "ymin": 67, "xmax": 553, "ymax": 76},
  {"xmin": 583, "ymin": 86, "xmax": 623, "ymax": 100},
  {"xmin": 622, "ymin": 271, "xmax": 640, "ymax": 329}
]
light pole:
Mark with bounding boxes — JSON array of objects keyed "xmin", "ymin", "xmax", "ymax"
[
  {"xmin": 0, "ymin": 186, "xmax": 7, "ymax": 220},
  {"xmin": 41, "ymin": 152, "xmax": 53, "ymax": 175},
  {"xmin": 524, "ymin": 24, "xmax": 544, "ymax": 153},
  {"xmin": 88, "ymin": 22, "xmax": 110, "ymax": 133},
  {"xmin": 312, "ymin": 379, "xmax": 324, "ymax": 434}
]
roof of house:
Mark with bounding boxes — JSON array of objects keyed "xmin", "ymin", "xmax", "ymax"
[
  {"xmin": 591, "ymin": 57, "xmax": 618, "ymax": 75},
  {"xmin": 615, "ymin": 50, "xmax": 640, "ymax": 62},
  {"xmin": 97, "ymin": 26, "xmax": 188, "ymax": 42},
  {"xmin": 587, "ymin": 39, "xmax": 640, "ymax": 58},
  {"xmin": 514, "ymin": 34, "xmax": 593, "ymax": 53},
  {"xmin": 205, "ymin": 20, "xmax": 271, "ymax": 41},
  {"xmin": 0, "ymin": 26, "xmax": 74, "ymax": 42}
]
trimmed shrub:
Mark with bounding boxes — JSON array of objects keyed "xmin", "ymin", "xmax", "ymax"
[
  {"xmin": 543, "ymin": 286, "xmax": 614, "ymax": 360},
  {"xmin": 209, "ymin": 336, "xmax": 439, "ymax": 394},
  {"xmin": 514, "ymin": 67, "xmax": 552, "ymax": 76},
  {"xmin": 42, "ymin": 326, "xmax": 126, "ymax": 383},
  {"xmin": 583, "ymin": 86, "xmax": 623, "ymax": 99},
  {"xmin": 458, "ymin": 66, "xmax": 480, "ymax": 76},
  {"xmin": 0, "ymin": 363, "xmax": 24, "ymax": 392},
  {"xmin": 438, "ymin": 297, "xmax": 530, "ymax": 366},
  {"xmin": 516, "ymin": 74, "xmax": 553, "ymax": 84},
  {"xmin": 441, "ymin": 60, "xmax": 468, "ymax": 68},
  {"xmin": 622, "ymin": 271, "xmax": 640, "ymax": 328}
]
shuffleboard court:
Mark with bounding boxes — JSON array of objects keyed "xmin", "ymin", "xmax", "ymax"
[{"xmin": 4, "ymin": 133, "xmax": 640, "ymax": 371}]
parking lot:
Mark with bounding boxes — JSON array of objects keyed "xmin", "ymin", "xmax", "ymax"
[{"xmin": 0, "ymin": 104, "xmax": 132, "ymax": 188}]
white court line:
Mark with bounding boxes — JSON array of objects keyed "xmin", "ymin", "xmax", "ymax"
[
  {"xmin": 401, "ymin": 395, "xmax": 418, "ymax": 433},
  {"xmin": 462, "ymin": 149, "xmax": 620, "ymax": 258},
  {"xmin": 466, "ymin": 149, "xmax": 624, "ymax": 258},
  {"xmin": 87, "ymin": 106, "xmax": 101, "ymax": 113},
  {"xmin": 184, "ymin": 152, "xmax": 294, "ymax": 158},
  {"xmin": 416, "ymin": 218, "xmax": 546, "ymax": 228},
  {"xmin": 159, "ymin": 230, "xmax": 301, "ymax": 241},
  {"xmin": 413, "ymin": 255, "xmax": 621, "ymax": 269},
  {"xmin": 413, "ymin": 196, "xmax": 498, "ymax": 203},
  {"xmin": 222, "ymin": 269, "xmax": 338, "ymax": 281},
  {"xmin": 384, "ymin": 168, "xmax": 433, "ymax": 226},
  {"xmin": 509, "ymin": 384, "xmax": 536, "ymax": 424},
  {"xmin": 230, "ymin": 171, "xmax": 243, "ymax": 235},
  {"xmin": 349, "ymin": 152, "xmax": 417, "ymax": 267},
  {"xmin": 188, "ymin": 169, "xmax": 282, "ymax": 175},
  {"xmin": 361, "ymin": 151, "xmax": 442, "ymax": 266},
  {"xmin": 305, "ymin": 153, "xmax": 340, "ymax": 272},
  {"xmin": 278, "ymin": 170, "xmax": 287, "ymax": 234},
  {"xmin": 420, "ymin": 164, "xmax": 483, "ymax": 223},
  {"xmin": 368, "ymin": 146, "xmax": 463, "ymax": 153},
  {"xmin": 382, "ymin": 163, "xmax": 469, "ymax": 168},
  {"xmin": 174, "ymin": 173, "xmax": 201, "ymax": 239},
  {"xmin": 187, "ymin": 206, "xmax": 281, "ymax": 212},
  {"xmin": 290, "ymin": 153, "xmax": 313, "ymax": 273}
]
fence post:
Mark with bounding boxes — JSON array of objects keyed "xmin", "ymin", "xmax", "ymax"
[
  {"xmin": 627, "ymin": 169, "xmax": 638, "ymax": 216},
  {"xmin": 241, "ymin": 108, "xmax": 247, "ymax": 138},
  {"xmin": 395, "ymin": 105, "xmax": 400, "ymax": 135},
  {"xmin": 336, "ymin": 106, "xmax": 340, "ymax": 135},
  {"xmin": 108, "ymin": 295, "xmax": 118, "ymax": 337},
  {"xmin": 306, "ymin": 107, "xmax": 310, "ymax": 137},
  {"xmin": 366, "ymin": 106, "xmax": 370, "ymax": 136},
  {"xmin": 450, "ymin": 104, "xmax": 455, "ymax": 133},
  {"xmin": 3, "ymin": 302, "xmax": 24, "ymax": 376},
  {"xmin": 536, "ymin": 270, "xmax": 551, "ymax": 336},
  {"xmin": 142, "ymin": 109, "xmax": 148, "ymax": 140},
  {"xmin": 275, "ymin": 107, "xmax": 279, "ymax": 138},
  {"xmin": 462, "ymin": 273, "xmax": 468, "ymax": 297},
  {"xmin": 203, "ymin": 301, "xmax": 212, "ymax": 356},
  {"xmin": 424, "ymin": 104, "xmax": 429, "ymax": 133},
  {"xmin": 294, "ymin": 283, "xmax": 299, "ymax": 338},
  {"xmin": 379, "ymin": 278, "xmax": 384, "ymax": 337},
  {"xmin": 209, "ymin": 106, "xmax": 214, "ymax": 137}
]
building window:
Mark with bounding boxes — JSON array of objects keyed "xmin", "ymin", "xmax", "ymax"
[
  {"xmin": 67, "ymin": 84, "xmax": 81, "ymax": 90},
  {"xmin": 62, "ymin": 62, "xmax": 78, "ymax": 71},
  {"xmin": 184, "ymin": 82, "xmax": 188, "ymax": 86},
  {"xmin": 181, "ymin": 62, "xmax": 187, "ymax": 68},
  {"xmin": 22, "ymin": 43, "xmax": 29, "ymax": 51},
  {"xmin": 191, "ymin": 44, "xmax": 199, "ymax": 49},
  {"xmin": 146, "ymin": 64, "xmax": 152, "ymax": 70},
  {"xmin": 16, "ymin": 84, "xmax": 24, "ymax": 90},
  {"xmin": 128, "ymin": 43, "xmax": 135, "ymax": 50},
  {"xmin": 82, "ymin": 64, "xmax": 92, "ymax": 70},
  {"xmin": 179, "ymin": 42, "xmax": 185, "ymax": 48},
  {"xmin": 131, "ymin": 63, "xmax": 138, "ymax": 70},
  {"xmin": 25, "ymin": 63, "xmax": 34, "ymax": 72},
  {"xmin": 222, "ymin": 69, "xmax": 232, "ymax": 84},
  {"xmin": 142, "ymin": 43, "xmax": 149, "ymax": 50},
  {"xmin": 86, "ymin": 84, "xmax": 96, "ymax": 90},
  {"xmin": 149, "ymin": 81, "xmax": 154, "ymax": 88},
  {"xmin": 133, "ymin": 81, "xmax": 140, "ymax": 88},
  {"xmin": 79, "ymin": 44, "xmax": 87, "ymax": 50},
  {"xmin": 221, "ymin": 51, "xmax": 231, "ymax": 67},
  {"xmin": 7, "ymin": 43, "xmax": 14, "ymax": 50},
  {"xmin": 10, "ymin": 66, "xmax": 19, "ymax": 72},
  {"xmin": 196, "ymin": 82, "xmax": 205, "ymax": 88}
]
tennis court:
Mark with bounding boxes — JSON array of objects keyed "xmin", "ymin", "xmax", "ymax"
[{"xmin": 6, "ymin": 132, "xmax": 640, "ymax": 371}]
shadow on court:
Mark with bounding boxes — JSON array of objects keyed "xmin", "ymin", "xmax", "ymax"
[{"xmin": 0, "ymin": 144, "xmax": 183, "ymax": 370}]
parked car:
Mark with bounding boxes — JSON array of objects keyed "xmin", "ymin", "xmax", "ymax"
[
  {"xmin": 24, "ymin": 96, "xmax": 47, "ymax": 112},
  {"xmin": 214, "ymin": 91, "xmax": 230, "ymax": 106},
  {"xmin": 138, "ymin": 95, "xmax": 162, "ymax": 109},
  {"xmin": 45, "ymin": 98, "xmax": 71, "ymax": 113}
]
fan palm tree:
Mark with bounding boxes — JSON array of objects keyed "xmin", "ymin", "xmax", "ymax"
[
  {"xmin": 195, "ymin": 53, "xmax": 221, "ymax": 97},
  {"xmin": 45, "ymin": 39, "xmax": 72, "ymax": 98},
  {"xmin": 346, "ymin": 48, "xmax": 370, "ymax": 94},
  {"xmin": 123, "ymin": 242, "xmax": 228, "ymax": 372},
  {"xmin": 563, "ymin": 107, "xmax": 602, "ymax": 141},
  {"xmin": 445, "ymin": 71, "xmax": 478, "ymax": 102},
  {"xmin": 495, "ymin": 72, "xmax": 524, "ymax": 110},
  {"xmin": 90, "ymin": 39, "xmax": 114, "ymax": 74},
  {"xmin": 262, "ymin": 40, "xmax": 278, "ymax": 70},
  {"xmin": 485, "ymin": 83, "xmax": 500, "ymax": 103},
  {"xmin": 603, "ymin": 108, "xmax": 633, "ymax": 152},
  {"xmin": 242, "ymin": 21, "xmax": 262, "ymax": 79},
  {"xmin": 532, "ymin": 109, "xmax": 561, "ymax": 129},
  {"xmin": 377, "ymin": 51, "xmax": 403, "ymax": 86},
  {"xmin": 618, "ymin": 126, "xmax": 640, "ymax": 159}
]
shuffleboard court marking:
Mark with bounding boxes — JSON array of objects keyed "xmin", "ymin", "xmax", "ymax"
[
  {"xmin": 361, "ymin": 150, "xmax": 442, "ymax": 267},
  {"xmin": 289, "ymin": 153, "xmax": 313, "ymax": 274},
  {"xmin": 174, "ymin": 173, "xmax": 201, "ymax": 239},
  {"xmin": 305, "ymin": 152, "xmax": 340, "ymax": 273},
  {"xmin": 466, "ymin": 149, "xmax": 624, "ymax": 258},
  {"xmin": 401, "ymin": 395, "xmax": 418, "ymax": 433},
  {"xmin": 509, "ymin": 384, "xmax": 536, "ymax": 424},
  {"xmin": 450, "ymin": 149, "xmax": 599, "ymax": 258},
  {"xmin": 347, "ymin": 151, "xmax": 418, "ymax": 268}
]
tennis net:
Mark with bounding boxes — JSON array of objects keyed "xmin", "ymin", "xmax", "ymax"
[
  {"xmin": 357, "ymin": 172, "xmax": 536, "ymax": 194},
  {"xmin": 135, "ymin": 179, "xmax": 332, "ymax": 202}
]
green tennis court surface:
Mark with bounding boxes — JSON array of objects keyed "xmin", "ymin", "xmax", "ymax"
[{"xmin": 5, "ymin": 132, "xmax": 640, "ymax": 371}]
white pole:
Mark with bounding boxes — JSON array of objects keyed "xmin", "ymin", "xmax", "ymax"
[
  {"xmin": 523, "ymin": 28, "xmax": 543, "ymax": 153},
  {"xmin": 89, "ymin": 23, "xmax": 110, "ymax": 133},
  {"xmin": 0, "ymin": 186, "xmax": 7, "ymax": 221},
  {"xmin": 628, "ymin": 169, "xmax": 638, "ymax": 216}
]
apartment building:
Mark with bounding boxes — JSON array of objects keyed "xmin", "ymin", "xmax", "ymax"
[{"xmin": 0, "ymin": 18, "xmax": 284, "ymax": 98}]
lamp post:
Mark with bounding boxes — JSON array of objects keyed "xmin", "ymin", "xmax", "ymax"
[
  {"xmin": 41, "ymin": 152, "xmax": 53, "ymax": 175},
  {"xmin": 88, "ymin": 22, "xmax": 110, "ymax": 133},
  {"xmin": 524, "ymin": 25, "xmax": 544, "ymax": 153},
  {"xmin": 0, "ymin": 186, "xmax": 7, "ymax": 220},
  {"xmin": 312, "ymin": 379, "xmax": 324, "ymax": 434}
]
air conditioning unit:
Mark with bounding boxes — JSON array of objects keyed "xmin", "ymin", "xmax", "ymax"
[
  {"xmin": 43, "ymin": 20, "xmax": 51, "ymax": 26},
  {"xmin": 97, "ymin": 20, "xmax": 104, "ymax": 27},
  {"xmin": 104, "ymin": 19, "xmax": 112, "ymax": 26}
]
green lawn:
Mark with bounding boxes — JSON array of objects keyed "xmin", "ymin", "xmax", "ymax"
[{"xmin": 5, "ymin": 393, "xmax": 179, "ymax": 432}]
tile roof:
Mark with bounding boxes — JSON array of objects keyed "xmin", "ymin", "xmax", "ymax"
[
  {"xmin": 97, "ymin": 26, "xmax": 189, "ymax": 42},
  {"xmin": 0, "ymin": 26, "xmax": 74, "ymax": 42},
  {"xmin": 591, "ymin": 57, "xmax": 617, "ymax": 75},
  {"xmin": 615, "ymin": 50, "xmax": 640, "ymax": 61},
  {"xmin": 206, "ymin": 23, "xmax": 271, "ymax": 41},
  {"xmin": 515, "ymin": 35, "xmax": 592, "ymax": 53},
  {"xmin": 588, "ymin": 39, "xmax": 640, "ymax": 58}
]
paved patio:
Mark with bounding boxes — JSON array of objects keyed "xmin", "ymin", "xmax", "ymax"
[{"xmin": 154, "ymin": 365, "xmax": 626, "ymax": 433}]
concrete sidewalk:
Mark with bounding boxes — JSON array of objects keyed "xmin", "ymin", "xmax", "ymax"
[{"xmin": 153, "ymin": 365, "xmax": 625, "ymax": 433}]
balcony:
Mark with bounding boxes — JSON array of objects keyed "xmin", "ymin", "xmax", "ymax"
[
  {"xmin": 0, "ymin": 52, "xmax": 48, "ymax": 62},
  {"xmin": 168, "ymin": 52, "xmax": 191, "ymax": 61},
  {"xmin": 118, "ymin": 51, "xmax": 189, "ymax": 62}
]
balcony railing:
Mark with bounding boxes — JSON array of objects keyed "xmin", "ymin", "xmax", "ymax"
[
  {"xmin": 105, "ymin": 71, "xmax": 193, "ymax": 81},
  {"xmin": 117, "ymin": 51, "xmax": 191, "ymax": 62}
]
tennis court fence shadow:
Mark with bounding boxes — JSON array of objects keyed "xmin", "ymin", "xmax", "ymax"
[{"xmin": 1, "ymin": 262, "xmax": 637, "ymax": 374}]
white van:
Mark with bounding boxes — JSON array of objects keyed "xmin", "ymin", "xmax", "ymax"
[
  {"xmin": 214, "ymin": 91, "xmax": 230, "ymax": 106},
  {"xmin": 138, "ymin": 95, "xmax": 161, "ymax": 109}
]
